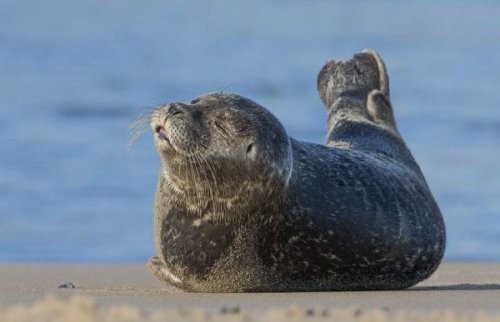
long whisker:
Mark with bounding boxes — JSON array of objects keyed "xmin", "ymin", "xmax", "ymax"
[
  {"xmin": 198, "ymin": 151, "xmax": 219, "ymax": 217},
  {"xmin": 190, "ymin": 154, "xmax": 204, "ymax": 205},
  {"xmin": 193, "ymin": 152, "xmax": 210, "ymax": 212},
  {"xmin": 127, "ymin": 107, "xmax": 155, "ymax": 148}
]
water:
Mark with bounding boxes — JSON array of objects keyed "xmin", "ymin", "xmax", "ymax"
[{"xmin": 1, "ymin": 0, "xmax": 499, "ymax": 263}]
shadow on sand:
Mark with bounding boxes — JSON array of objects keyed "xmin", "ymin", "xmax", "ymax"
[{"xmin": 412, "ymin": 284, "xmax": 500, "ymax": 291}]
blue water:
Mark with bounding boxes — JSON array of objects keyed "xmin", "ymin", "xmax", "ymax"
[{"xmin": 1, "ymin": 0, "xmax": 500, "ymax": 262}]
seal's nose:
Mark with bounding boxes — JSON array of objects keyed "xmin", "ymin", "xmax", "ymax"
[
  {"xmin": 165, "ymin": 103, "xmax": 184, "ymax": 119},
  {"xmin": 151, "ymin": 102, "xmax": 186, "ymax": 136}
]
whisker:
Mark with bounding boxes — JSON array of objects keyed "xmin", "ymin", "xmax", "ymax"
[
  {"xmin": 127, "ymin": 107, "xmax": 155, "ymax": 148},
  {"xmin": 192, "ymin": 153, "xmax": 208, "ymax": 209},
  {"xmin": 218, "ymin": 84, "xmax": 235, "ymax": 93},
  {"xmin": 198, "ymin": 151, "xmax": 219, "ymax": 217}
]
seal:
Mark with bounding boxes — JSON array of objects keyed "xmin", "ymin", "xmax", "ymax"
[{"xmin": 146, "ymin": 49, "xmax": 446, "ymax": 292}]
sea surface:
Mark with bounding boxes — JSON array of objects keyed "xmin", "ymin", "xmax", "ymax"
[{"xmin": 1, "ymin": 0, "xmax": 500, "ymax": 262}]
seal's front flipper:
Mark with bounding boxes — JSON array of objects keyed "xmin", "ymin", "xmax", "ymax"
[{"xmin": 147, "ymin": 256, "xmax": 184, "ymax": 288}]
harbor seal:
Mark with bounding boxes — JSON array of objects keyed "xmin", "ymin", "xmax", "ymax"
[{"xmin": 146, "ymin": 49, "xmax": 446, "ymax": 292}]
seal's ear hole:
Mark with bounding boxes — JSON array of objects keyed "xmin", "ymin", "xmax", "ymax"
[
  {"xmin": 246, "ymin": 143, "xmax": 254, "ymax": 154},
  {"xmin": 246, "ymin": 143, "xmax": 258, "ymax": 160},
  {"xmin": 246, "ymin": 143, "xmax": 258, "ymax": 159}
]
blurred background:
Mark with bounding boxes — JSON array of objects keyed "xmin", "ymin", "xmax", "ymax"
[{"xmin": 1, "ymin": 0, "xmax": 499, "ymax": 263}]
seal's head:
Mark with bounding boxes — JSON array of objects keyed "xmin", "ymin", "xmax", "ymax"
[{"xmin": 151, "ymin": 92, "xmax": 292, "ymax": 220}]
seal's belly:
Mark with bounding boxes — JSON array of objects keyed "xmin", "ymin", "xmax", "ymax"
[{"xmin": 257, "ymin": 203, "xmax": 443, "ymax": 290}]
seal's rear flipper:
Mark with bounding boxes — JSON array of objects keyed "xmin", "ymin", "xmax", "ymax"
[
  {"xmin": 362, "ymin": 48, "xmax": 390, "ymax": 97},
  {"xmin": 317, "ymin": 50, "xmax": 385, "ymax": 107},
  {"xmin": 317, "ymin": 49, "xmax": 398, "ymax": 136},
  {"xmin": 367, "ymin": 89, "xmax": 398, "ymax": 133}
]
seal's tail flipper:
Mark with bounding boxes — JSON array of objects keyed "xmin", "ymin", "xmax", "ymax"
[
  {"xmin": 317, "ymin": 49, "xmax": 398, "ymax": 135},
  {"xmin": 362, "ymin": 48, "xmax": 390, "ymax": 97},
  {"xmin": 367, "ymin": 89, "xmax": 398, "ymax": 131}
]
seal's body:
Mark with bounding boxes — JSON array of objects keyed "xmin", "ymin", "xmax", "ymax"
[{"xmin": 147, "ymin": 50, "xmax": 446, "ymax": 292}]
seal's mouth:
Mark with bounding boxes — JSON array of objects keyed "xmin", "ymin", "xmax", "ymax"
[
  {"xmin": 154, "ymin": 125, "xmax": 173, "ymax": 149},
  {"xmin": 155, "ymin": 125, "xmax": 167, "ymax": 140}
]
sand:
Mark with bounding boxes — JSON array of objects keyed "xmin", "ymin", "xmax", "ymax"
[{"xmin": 1, "ymin": 263, "xmax": 500, "ymax": 321}]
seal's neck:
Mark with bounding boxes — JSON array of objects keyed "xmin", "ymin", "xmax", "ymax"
[{"xmin": 159, "ymin": 164, "xmax": 287, "ymax": 224}]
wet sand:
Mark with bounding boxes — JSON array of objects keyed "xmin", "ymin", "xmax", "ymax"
[{"xmin": 1, "ymin": 263, "xmax": 500, "ymax": 321}]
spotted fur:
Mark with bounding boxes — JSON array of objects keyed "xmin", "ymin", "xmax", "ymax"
[{"xmin": 146, "ymin": 49, "xmax": 446, "ymax": 292}]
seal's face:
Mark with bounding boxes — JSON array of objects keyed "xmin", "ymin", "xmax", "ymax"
[{"xmin": 151, "ymin": 92, "xmax": 292, "ymax": 218}]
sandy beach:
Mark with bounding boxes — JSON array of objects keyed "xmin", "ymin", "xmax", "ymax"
[{"xmin": 1, "ymin": 263, "xmax": 500, "ymax": 321}]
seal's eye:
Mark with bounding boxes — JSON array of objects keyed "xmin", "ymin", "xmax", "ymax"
[
  {"xmin": 190, "ymin": 98, "xmax": 200, "ymax": 104},
  {"xmin": 214, "ymin": 120, "xmax": 230, "ymax": 137}
]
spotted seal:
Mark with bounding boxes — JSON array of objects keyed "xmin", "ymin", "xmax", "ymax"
[{"xmin": 146, "ymin": 49, "xmax": 446, "ymax": 292}]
